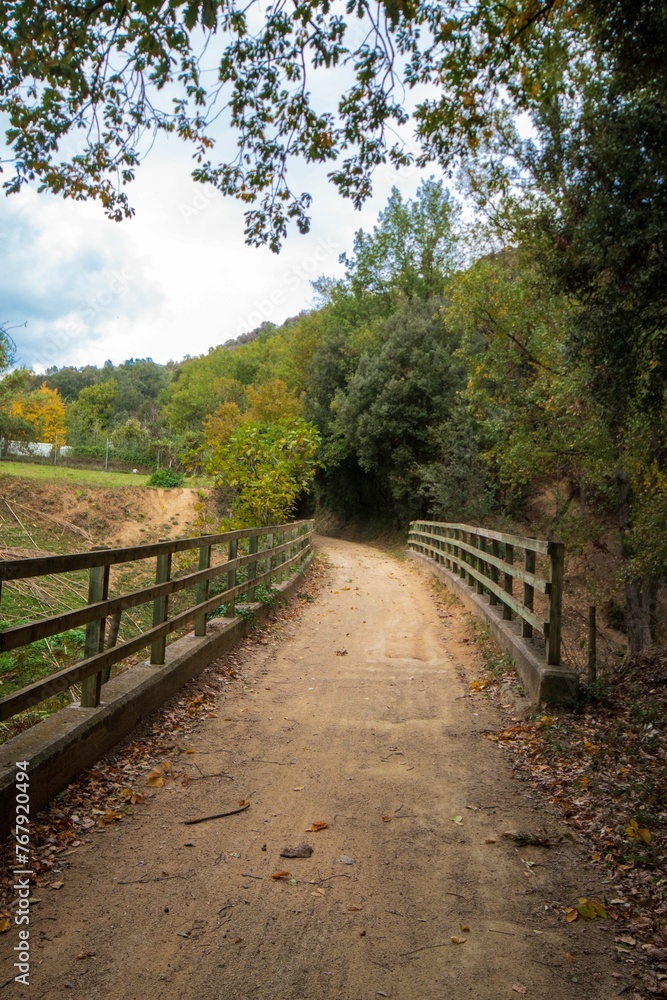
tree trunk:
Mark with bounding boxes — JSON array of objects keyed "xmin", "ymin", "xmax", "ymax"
[
  {"xmin": 617, "ymin": 468, "xmax": 658, "ymax": 653},
  {"xmin": 624, "ymin": 576, "xmax": 658, "ymax": 654}
]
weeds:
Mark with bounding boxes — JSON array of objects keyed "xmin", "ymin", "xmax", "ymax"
[{"xmin": 468, "ymin": 618, "xmax": 515, "ymax": 680}]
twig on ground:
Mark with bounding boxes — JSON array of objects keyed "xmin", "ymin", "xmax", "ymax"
[
  {"xmin": 184, "ymin": 802, "xmax": 250, "ymax": 825},
  {"xmin": 401, "ymin": 942, "xmax": 450, "ymax": 957},
  {"xmin": 118, "ymin": 870, "xmax": 196, "ymax": 885},
  {"xmin": 250, "ymin": 758, "xmax": 296, "ymax": 765}
]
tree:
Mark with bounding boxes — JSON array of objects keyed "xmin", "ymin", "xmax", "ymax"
[
  {"xmin": 9, "ymin": 383, "xmax": 67, "ymax": 443},
  {"xmin": 207, "ymin": 417, "xmax": 320, "ymax": 526},
  {"xmin": 244, "ymin": 379, "xmax": 303, "ymax": 424},
  {"xmin": 334, "ymin": 297, "xmax": 465, "ymax": 518},
  {"xmin": 66, "ymin": 379, "xmax": 117, "ymax": 443},
  {"xmin": 0, "ymin": 367, "xmax": 34, "ymax": 452},
  {"xmin": 341, "ymin": 179, "xmax": 460, "ymax": 304},
  {"xmin": 504, "ymin": 1, "xmax": 667, "ymax": 651},
  {"xmin": 0, "ymin": 324, "xmax": 16, "ymax": 373},
  {"xmin": 0, "ymin": 0, "xmax": 603, "ymax": 249}
]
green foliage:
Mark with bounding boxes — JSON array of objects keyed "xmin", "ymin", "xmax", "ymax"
[
  {"xmin": 207, "ymin": 418, "xmax": 320, "ymax": 527},
  {"xmin": 0, "ymin": 0, "xmax": 611, "ymax": 248},
  {"xmin": 147, "ymin": 468, "xmax": 185, "ymax": 488},
  {"xmin": 0, "ymin": 368, "xmax": 35, "ymax": 447},
  {"xmin": 66, "ymin": 379, "xmax": 118, "ymax": 442},
  {"xmin": 341, "ymin": 179, "xmax": 460, "ymax": 304},
  {"xmin": 333, "ymin": 297, "xmax": 465, "ymax": 516},
  {"xmin": 0, "ymin": 627, "xmax": 85, "ymax": 697},
  {"xmin": 0, "ymin": 325, "xmax": 16, "ymax": 373},
  {"xmin": 254, "ymin": 584, "xmax": 279, "ymax": 608},
  {"xmin": 418, "ymin": 400, "xmax": 492, "ymax": 522}
]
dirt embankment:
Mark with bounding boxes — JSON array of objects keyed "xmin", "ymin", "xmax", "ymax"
[
  {"xmin": 0, "ymin": 538, "xmax": 617, "ymax": 999},
  {"xmin": 0, "ymin": 476, "xmax": 207, "ymax": 551}
]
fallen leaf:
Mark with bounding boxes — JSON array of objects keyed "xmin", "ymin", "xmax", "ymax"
[
  {"xmin": 564, "ymin": 907, "xmax": 578, "ymax": 923},
  {"xmin": 625, "ymin": 819, "xmax": 651, "ymax": 844},
  {"xmin": 512, "ymin": 985, "xmax": 527, "ymax": 995},
  {"xmin": 348, "ymin": 906, "xmax": 362, "ymax": 912},
  {"xmin": 381, "ymin": 815, "xmax": 392, "ymax": 823},
  {"xmin": 460, "ymin": 925, "xmax": 471, "ymax": 933},
  {"xmin": 450, "ymin": 816, "xmax": 463, "ymax": 825},
  {"xmin": 120, "ymin": 788, "xmax": 145, "ymax": 805},
  {"xmin": 645, "ymin": 945, "xmax": 667, "ymax": 960},
  {"xmin": 451, "ymin": 936, "xmax": 467, "ymax": 944},
  {"xmin": 292, "ymin": 786, "xmax": 305, "ymax": 791},
  {"xmin": 0, "ymin": 916, "xmax": 10, "ymax": 933},
  {"xmin": 98, "ymin": 809, "xmax": 123, "ymax": 826},
  {"xmin": 565, "ymin": 952, "xmax": 573, "ymax": 964},
  {"xmin": 50, "ymin": 881, "xmax": 64, "ymax": 890},
  {"xmin": 271, "ymin": 871, "xmax": 291, "ymax": 880},
  {"xmin": 146, "ymin": 769, "xmax": 166, "ymax": 788},
  {"xmin": 576, "ymin": 898, "xmax": 607, "ymax": 920},
  {"xmin": 484, "ymin": 837, "xmax": 497, "ymax": 844}
]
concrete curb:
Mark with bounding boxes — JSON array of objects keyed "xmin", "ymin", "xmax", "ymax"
[
  {"xmin": 407, "ymin": 550, "xmax": 579, "ymax": 707},
  {"xmin": 0, "ymin": 558, "xmax": 312, "ymax": 838}
]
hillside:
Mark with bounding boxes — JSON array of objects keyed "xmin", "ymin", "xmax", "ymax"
[{"xmin": 0, "ymin": 473, "xmax": 207, "ymax": 552}]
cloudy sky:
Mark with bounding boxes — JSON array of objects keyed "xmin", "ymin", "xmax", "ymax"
[{"xmin": 1, "ymin": 123, "xmax": 431, "ymax": 374}]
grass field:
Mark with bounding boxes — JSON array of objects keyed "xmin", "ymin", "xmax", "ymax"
[{"xmin": 0, "ymin": 460, "xmax": 212, "ymax": 489}]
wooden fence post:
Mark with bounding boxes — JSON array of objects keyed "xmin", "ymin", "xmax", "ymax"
[
  {"xmin": 225, "ymin": 537, "xmax": 238, "ymax": 617},
  {"xmin": 194, "ymin": 537, "xmax": 211, "ymax": 637},
  {"xmin": 150, "ymin": 542, "xmax": 172, "ymax": 665},
  {"xmin": 476, "ymin": 535, "xmax": 486, "ymax": 594},
  {"xmin": 80, "ymin": 546, "xmax": 110, "ymax": 707},
  {"xmin": 489, "ymin": 539, "xmax": 500, "ymax": 605},
  {"xmin": 547, "ymin": 541, "xmax": 564, "ymax": 665},
  {"xmin": 503, "ymin": 543, "xmax": 514, "ymax": 620},
  {"xmin": 247, "ymin": 534, "xmax": 258, "ymax": 602},
  {"xmin": 266, "ymin": 532, "xmax": 274, "ymax": 584},
  {"xmin": 277, "ymin": 530, "xmax": 285, "ymax": 579},
  {"xmin": 522, "ymin": 547, "xmax": 536, "ymax": 639}
]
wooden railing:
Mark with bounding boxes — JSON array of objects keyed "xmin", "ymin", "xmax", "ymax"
[
  {"xmin": 0, "ymin": 519, "xmax": 314, "ymax": 722},
  {"xmin": 408, "ymin": 521, "xmax": 564, "ymax": 666}
]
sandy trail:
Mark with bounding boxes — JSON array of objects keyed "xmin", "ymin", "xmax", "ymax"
[{"xmin": 3, "ymin": 537, "xmax": 614, "ymax": 999}]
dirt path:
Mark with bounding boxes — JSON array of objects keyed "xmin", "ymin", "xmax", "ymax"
[{"xmin": 3, "ymin": 538, "xmax": 616, "ymax": 999}]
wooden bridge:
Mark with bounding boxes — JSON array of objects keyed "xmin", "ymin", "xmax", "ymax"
[{"xmin": 0, "ymin": 519, "xmax": 576, "ymax": 832}]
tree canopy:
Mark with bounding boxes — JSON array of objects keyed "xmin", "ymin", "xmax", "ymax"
[{"xmin": 0, "ymin": 0, "xmax": 643, "ymax": 249}]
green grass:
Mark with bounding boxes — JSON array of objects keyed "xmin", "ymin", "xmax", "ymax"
[
  {"xmin": 0, "ymin": 460, "xmax": 213, "ymax": 489},
  {"xmin": 0, "ymin": 461, "xmax": 150, "ymax": 488}
]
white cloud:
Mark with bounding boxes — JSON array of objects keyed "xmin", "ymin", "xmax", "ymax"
[{"xmin": 1, "ymin": 131, "xmax": 433, "ymax": 373}]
